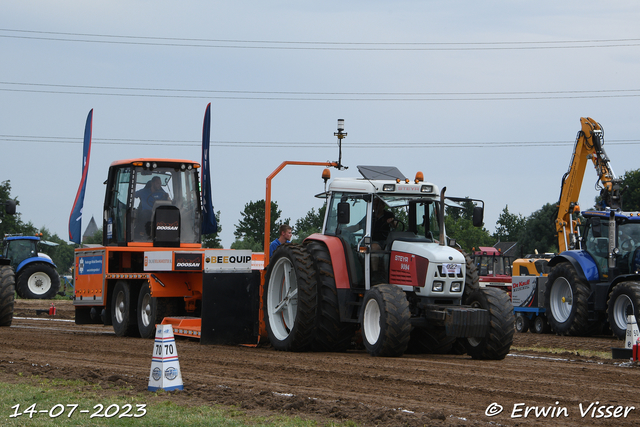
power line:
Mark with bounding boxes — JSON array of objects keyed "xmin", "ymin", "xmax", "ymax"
[
  {"xmin": 2, "ymin": 134, "xmax": 639, "ymax": 149},
  {"xmin": 3, "ymin": 82, "xmax": 640, "ymax": 101},
  {"xmin": 2, "ymin": 28, "xmax": 640, "ymax": 51}
]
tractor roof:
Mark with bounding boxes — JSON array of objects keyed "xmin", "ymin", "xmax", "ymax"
[{"xmin": 109, "ymin": 158, "xmax": 200, "ymax": 167}]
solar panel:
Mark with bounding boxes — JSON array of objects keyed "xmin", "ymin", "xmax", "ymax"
[{"xmin": 357, "ymin": 165, "xmax": 406, "ymax": 181}]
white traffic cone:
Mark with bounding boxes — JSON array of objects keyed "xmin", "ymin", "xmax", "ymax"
[
  {"xmin": 625, "ymin": 314, "xmax": 640, "ymax": 350},
  {"xmin": 148, "ymin": 324, "xmax": 183, "ymax": 391}
]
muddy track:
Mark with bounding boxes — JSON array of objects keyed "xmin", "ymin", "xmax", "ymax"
[{"xmin": 1, "ymin": 300, "xmax": 639, "ymax": 426}]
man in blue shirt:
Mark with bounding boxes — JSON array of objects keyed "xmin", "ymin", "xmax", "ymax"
[{"xmin": 270, "ymin": 224, "xmax": 292, "ymax": 257}]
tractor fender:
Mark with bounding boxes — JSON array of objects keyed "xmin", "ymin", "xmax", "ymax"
[
  {"xmin": 303, "ymin": 234, "xmax": 351, "ymax": 289},
  {"xmin": 16, "ymin": 257, "xmax": 57, "ymax": 274},
  {"xmin": 548, "ymin": 250, "xmax": 597, "ymax": 283}
]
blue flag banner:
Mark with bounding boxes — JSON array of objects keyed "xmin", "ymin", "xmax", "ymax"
[
  {"xmin": 68, "ymin": 109, "xmax": 93, "ymax": 244},
  {"xmin": 201, "ymin": 103, "xmax": 217, "ymax": 234}
]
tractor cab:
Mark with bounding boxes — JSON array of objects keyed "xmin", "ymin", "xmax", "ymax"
[{"xmin": 103, "ymin": 159, "xmax": 202, "ymax": 247}]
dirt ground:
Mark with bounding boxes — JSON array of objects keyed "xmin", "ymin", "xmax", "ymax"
[{"xmin": 2, "ymin": 300, "xmax": 640, "ymax": 426}]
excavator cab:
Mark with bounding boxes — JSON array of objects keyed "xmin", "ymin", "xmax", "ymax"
[{"xmin": 102, "ymin": 159, "xmax": 202, "ymax": 247}]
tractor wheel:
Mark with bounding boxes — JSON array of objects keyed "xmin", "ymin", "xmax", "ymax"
[
  {"xmin": 461, "ymin": 287, "xmax": 514, "ymax": 360},
  {"xmin": 545, "ymin": 263, "xmax": 591, "ymax": 336},
  {"xmin": 111, "ymin": 280, "xmax": 139, "ymax": 337},
  {"xmin": 305, "ymin": 241, "xmax": 356, "ymax": 352},
  {"xmin": 461, "ymin": 251, "xmax": 480, "ymax": 299},
  {"xmin": 406, "ymin": 325, "xmax": 456, "ymax": 354},
  {"xmin": 607, "ymin": 281, "xmax": 640, "ymax": 339},
  {"xmin": 137, "ymin": 282, "xmax": 179, "ymax": 338},
  {"xmin": 264, "ymin": 244, "xmax": 318, "ymax": 352},
  {"xmin": 16, "ymin": 263, "xmax": 60, "ymax": 299},
  {"xmin": 533, "ymin": 316, "xmax": 550, "ymax": 334},
  {"xmin": 515, "ymin": 314, "xmax": 530, "ymax": 333},
  {"xmin": 0, "ymin": 266, "xmax": 16, "ymax": 327},
  {"xmin": 360, "ymin": 284, "xmax": 411, "ymax": 357}
]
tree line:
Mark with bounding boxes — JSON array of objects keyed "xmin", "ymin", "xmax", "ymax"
[{"xmin": 2, "ymin": 169, "xmax": 639, "ymax": 273}]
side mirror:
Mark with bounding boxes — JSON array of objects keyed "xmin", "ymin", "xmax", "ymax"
[
  {"xmin": 4, "ymin": 200, "xmax": 16, "ymax": 215},
  {"xmin": 337, "ymin": 202, "xmax": 350, "ymax": 224},
  {"xmin": 472, "ymin": 206, "xmax": 484, "ymax": 227}
]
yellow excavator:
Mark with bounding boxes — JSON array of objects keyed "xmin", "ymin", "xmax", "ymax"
[{"xmin": 514, "ymin": 117, "xmax": 634, "ymax": 337}]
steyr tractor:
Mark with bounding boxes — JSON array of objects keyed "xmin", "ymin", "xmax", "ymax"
[
  {"xmin": 544, "ymin": 117, "xmax": 640, "ymax": 338},
  {"xmin": 0, "ymin": 199, "xmax": 17, "ymax": 326},
  {"xmin": 263, "ymin": 165, "xmax": 514, "ymax": 359},
  {"xmin": 1, "ymin": 234, "xmax": 60, "ymax": 299}
]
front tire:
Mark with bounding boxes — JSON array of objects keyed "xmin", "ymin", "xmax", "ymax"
[
  {"xmin": 111, "ymin": 281, "xmax": 139, "ymax": 337},
  {"xmin": 264, "ymin": 244, "xmax": 318, "ymax": 352},
  {"xmin": 360, "ymin": 284, "xmax": 411, "ymax": 357},
  {"xmin": 16, "ymin": 263, "xmax": 60, "ymax": 299},
  {"xmin": 462, "ymin": 287, "xmax": 514, "ymax": 360},
  {"xmin": 607, "ymin": 281, "xmax": 640, "ymax": 339},
  {"xmin": 0, "ymin": 266, "xmax": 16, "ymax": 327},
  {"xmin": 545, "ymin": 263, "xmax": 591, "ymax": 336}
]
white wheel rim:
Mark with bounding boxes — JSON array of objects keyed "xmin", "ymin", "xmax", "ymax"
[
  {"xmin": 363, "ymin": 298, "xmax": 381, "ymax": 345},
  {"xmin": 140, "ymin": 292, "xmax": 152, "ymax": 327},
  {"xmin": 613, "ymin": 294, "xmax": 633, "ymax": 332},
  {"xmin": 515, "ymin": 316, "xmax": 524, "ymax": 331},
  {"xmin": 550, "ymin": 277, "xmax": 573, "ymax": 323},
  {"xmin": 27, "ymin": 272, "xmax": 51, "ymax": 295},
  {"xmin": 267, "ymin": 257, "xmax": 298, "ymax": 341},
  {"xmin": 114, "ymin": 290, "xmax": 126, "ymax": 324}
]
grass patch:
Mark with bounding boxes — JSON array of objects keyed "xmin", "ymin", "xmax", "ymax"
[
  {"xmin": 0, "ymin": 378, "xmax": 353, "ymax": 427},
  {"xmin": 512, "ymin": 346, "xmax": 612, "ymax": 359}
]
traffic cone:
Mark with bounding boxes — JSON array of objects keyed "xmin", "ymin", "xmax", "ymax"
[
  {"xmin": 148, "ymin": 324, "xmax": 183, "ymax": 391},
  {"xmin": 625, "ymin": 314, "xmax": 640, "ymax": 350}
]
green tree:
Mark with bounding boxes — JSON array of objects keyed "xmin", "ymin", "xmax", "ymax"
[
  {"xmin": 0, "ymin": 180, "xmax": 34, "ymax": 237},
  {"xmin": 202, "ymin": 211, "xmax": 223, "ymax": 248},
  {"xmin": 233, "ymin": 200, "xmax": 289, "ymax": 250},
  {"xmin": 619, "ymin": 169, "xmax": 640, "ymax": 211},
  {"xmin": 38, "ymin": 227, "xmax": 76, "ymax": 275},
  {"xmin": 230, "ymin": 236, "xmax": 263, "ymax": 252},
  {"xmin": 445, "ymin": 216, "xmax": 494, "ymax": 253},
  {"xmin": 494, "ymin": 205, "xmax": 526, "ymax": 242},
  {"xmin": 517, "ymin": 202, "xmax": 558, "ymax": 254},
  {"xmin": 292, "ymin": 205, "xmax": 326, "ymax": 243}
]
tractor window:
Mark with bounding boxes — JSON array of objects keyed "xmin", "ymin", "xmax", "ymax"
[
  {"xmin": 415, "ymin": 202, "xmax": 439, "ymax": 241},
  {"xmin": 5, "ymin": 239, "xmax": 37, "ymax": 268},
  {"xmin": 584, "ymin": 220, "xmax": 609, "ymax": 279},
  {"xmin": 616, "ymin": 222, "xmax": 640, "ymax": 274},
  {"xmin": 109, "ymin": 167, "xmax": 131, "ymax": 244},
  {"xmin": 131, "ymin": 166, "xmax": 201, "ymax": 244}
]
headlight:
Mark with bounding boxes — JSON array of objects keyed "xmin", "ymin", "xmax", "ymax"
[
  {"xmin": 383, "ymin": 184, "xmax": 395, "ymax": 191},
  {"xmin": 450, "ymin": 282, "xmax": 462, "ymax": 292},
  {"xmin": 420, "ymin": 185, "xmax": 433, "ymax": 193},
  {"xmin": 432, "ymin": 281, "xmax": 444, "ymax": 292}
]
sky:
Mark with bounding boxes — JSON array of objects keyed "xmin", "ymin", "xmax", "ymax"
[{"xmin": 2, "ymin": 1, "xmax": 640, "ymax": 249}]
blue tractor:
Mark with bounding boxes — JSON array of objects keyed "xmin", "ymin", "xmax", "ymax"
[
  {"xmin": 1, "ymin": 235, "xmax": 60, "ymax": 300},
  {"xmin": 546, "ymin": 210, "xmax": 640, "ymax": 338}
]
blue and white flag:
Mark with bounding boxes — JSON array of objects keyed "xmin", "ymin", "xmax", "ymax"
[
  {"xmin": 201, "ymin": 103, "xmax": 217, "ymax": 234},
  {"xmin": 68, "ymin": 109, "xmax": 93, "ymax": 244}
]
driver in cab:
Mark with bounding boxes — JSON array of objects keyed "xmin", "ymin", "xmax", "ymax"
[{"xmin": 136, "ymin": 176, "xmax": 168, "ymax": 211}]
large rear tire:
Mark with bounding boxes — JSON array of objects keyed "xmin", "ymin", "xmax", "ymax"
[
  {"xmin": 16, "ymin": 263, "xmax": 60, "ymax": 299},
  {"xmin": 360, "ymin": 284, "xmax": 411, "ymax": 357},
  {"xmin": 0, "ymin": 266, "xmax": 16, "ymax": 327},
  {"xmin": 607, "ymin": 281, "xmax": 640, "ymax": 339},
  {"xmin": 305, "ymin": 241, "xmax": 356, "ymax": 352},
  {"xmin": 462, "ymin": 287, "xmax": 514, "ymax": 360},
  {"xmin": 264, "ymin": 244, "xmax": 318, "ymax": 352},
  {"xmin": 545, "ymin": 263, "xmax": 591, "ymax": 336},
  {"xmin": 112, "ymin": 280, "xmax": 139, "ymax": 337}
]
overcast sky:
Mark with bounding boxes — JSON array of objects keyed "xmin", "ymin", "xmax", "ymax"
[{"xmin": 2, "ymin": 1, "xmax": 640, "ymax": 248}]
